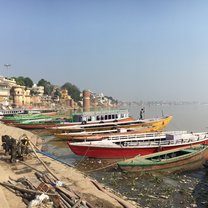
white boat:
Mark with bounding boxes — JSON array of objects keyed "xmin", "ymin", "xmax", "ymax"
[{"xmin": 47, "ymin": 109, "xmax": 133, "ymax": 133}]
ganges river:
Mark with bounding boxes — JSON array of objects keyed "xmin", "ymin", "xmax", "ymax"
[{"xmin": 33, "ymin": 103, "xmax": 208, "ymax": 208}]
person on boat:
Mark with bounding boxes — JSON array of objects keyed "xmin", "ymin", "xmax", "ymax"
[{"xmin": 140, "ymin": 108, "xmax": 145, "ymax": 120}]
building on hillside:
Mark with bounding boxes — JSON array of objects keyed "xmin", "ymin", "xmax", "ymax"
[
  {"xmin": 60, "ymin": 89, "xmax": 77, "ymax": 109},
  {"xmin": 10, "ymin": 86, "xmax": 31, "ymax": 107},
  {"xmin": 90, "ymin": 92, "xmax": 116, "ymax": 108},
  {"xmin": 0, "ymin": 76, "xmax": 16, "ymax": 104},
  {"xmin": 30, "ymin": 95, "xmax": 42, "ymax": 107},
  {"xmin": 60, "ymin": 89, "xmax": 69, "ymax": 99},
  {"xmin": 31, "ymin": 84, "xmax": 44, "ymax": 96}
]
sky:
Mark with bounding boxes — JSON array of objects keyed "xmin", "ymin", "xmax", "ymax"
[{"xmin": 0, "ymin": 0, "xmax": 208, "ymax": 102}]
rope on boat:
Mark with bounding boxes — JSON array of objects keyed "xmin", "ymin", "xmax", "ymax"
[
  {"xmin": 74, "ymin": 146, "xmax": 91, "ymax": 168},
  {"xmin": 37, "ymin": 149, "xmax": 121, "ymax": 173},
  {"xmin": 84, "ymin": 161, "xmax": 121, "ymax": 173}
]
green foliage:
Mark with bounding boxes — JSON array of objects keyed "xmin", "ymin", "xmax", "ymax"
[
  {"xmin": 37, "ymin": 79, "xmax": 53, "ymax": 95},
  {"xmin": 12, "ymin": 76, "xmax": 33, "ymax": 87},
  {"xmin": 24, "ymin": 77, "xmax": 33, "ymax": 87},
  {"xmin": 61, "ymin": 82, "xmax": 81, "ymax": 102},
  {"xmin": 54, "ymin": 88, "xmax": 61, "ymax": 97}
]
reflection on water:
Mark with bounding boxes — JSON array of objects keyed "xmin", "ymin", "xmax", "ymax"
[{"xmin": 34, "ymin": 104, "xmax": 208, "ymax": 208}]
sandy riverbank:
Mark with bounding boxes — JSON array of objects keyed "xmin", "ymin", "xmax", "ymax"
[{"xmin": 0, "ymin": 123, "xmax": 138, "ymax": 208}]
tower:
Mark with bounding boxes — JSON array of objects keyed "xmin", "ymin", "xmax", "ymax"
[{"xmin": 83, "ymin": 90, "xmax": 91, "ymax": 112}]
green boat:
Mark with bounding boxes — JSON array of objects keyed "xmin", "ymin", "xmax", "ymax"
[{"xmin": 117, "ymin": 145, "xmax": 208, "ymax": 173}]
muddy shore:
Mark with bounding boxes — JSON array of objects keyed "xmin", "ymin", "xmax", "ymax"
[{"xmin": 0, "ymin": 123, "xmax": 138, "ymax": 208}]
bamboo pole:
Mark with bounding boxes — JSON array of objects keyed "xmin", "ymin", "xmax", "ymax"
[
  {"xmin": 28, "ymin": 140, "xmax": 59, "ymax": 181},
  {"xmin": 0, "ymin": 182, "xmax": 58, "ymax": 196},
  {"xmin": 90, "ymin": 180, "xmax": 134, "ymax": 208}
]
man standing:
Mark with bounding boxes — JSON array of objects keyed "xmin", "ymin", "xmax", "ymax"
[{"xmin": 140, "ymin": 108, "xmax": 145, "ymax": 119}]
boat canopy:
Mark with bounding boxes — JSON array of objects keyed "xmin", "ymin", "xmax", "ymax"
[{"xmin": 72, "ymin": 109, "xmax": 129, "ymax": 122}]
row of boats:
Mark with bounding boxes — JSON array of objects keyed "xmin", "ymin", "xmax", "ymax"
[{"xmin": 1, "ymin": 108, "xmax": 208, "ymax": 173}]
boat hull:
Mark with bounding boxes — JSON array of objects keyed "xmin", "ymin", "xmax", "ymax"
[
  {"xmin": 47, "ymin": 117, "xmax": 134, "ymax": 134},
  {"xmin": 52, "ymin": 116, "xmax": 172, "ymax": 137},
  {"xmin": 9, "ymin": 123, "xmax": 60, "ymax": 129},
  {"xmin": 68, "ymin": 139, "xmax": 208, "ymax": 159},
  {"xmin": 118, "ymin": 145, "xmax": 208, "ymax": 173}
]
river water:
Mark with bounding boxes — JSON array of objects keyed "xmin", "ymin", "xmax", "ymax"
[{"xmin": 34, "ymin": 104, "xmax": 208, "ymax": 208}]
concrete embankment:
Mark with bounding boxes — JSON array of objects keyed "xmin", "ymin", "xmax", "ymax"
[{"xmin": 0, "ymin": 123, "xmax": 138, "ymax": 208}]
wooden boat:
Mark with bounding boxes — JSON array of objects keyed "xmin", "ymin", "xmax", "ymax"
[
  {"xmin": 0, "ymin": 108, "xmax": 58, "ymax": 117},
  {"xmin": 68, "ymin": 131, "xmax": 208, "ymax": 159},
  {"xmin": 48, "ymin": 115, "xmax": 172, "ymax": 134},
  {"xmin": 117, "ymin": 144, "xmax": 208, "ymax": 173},
  {"xmin": 54, "ymin": 121, "xmax": 171, "ymax": 141},
  {"xmin": 46, "ymin": 109, "xmax": 133, "ymax": 133},
  {"xmin": 0, "ymin": 108, "xmax": 25, "ymax": 117},
  {"xmin": 8, "ymin": 109, "xmax": 132, "ymax": 130},
  {"xmin": 0, "ymin": 108, "xmax": 59, "ymax": 124},
  {"xmin": 8, "ymin": 118, "xmax": 70, "ymax": 129},
  {"xmin": 0, "ymin": 114, "xmax": 52, "ymax": 124},
  {"xmin": 25, "ymin": 109, "xmax": 58, "ymax": 116},
  {"xmin": 57, "ymin": 116, "xmax": 172, "ymax": 140}
]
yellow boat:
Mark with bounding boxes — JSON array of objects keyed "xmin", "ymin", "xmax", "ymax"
[{"xmin": 53, "ymin": 116, "xmax": 173, "ymax": 140}]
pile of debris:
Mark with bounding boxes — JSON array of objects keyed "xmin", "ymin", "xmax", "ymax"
[
  {"xmin": 2, "ymin": 134, "xmax": 30, "ymax": 163},
  {"xmin": 0, "ymin": 134, "xmax": 93, "ymax": 208},
  {"xmin": 1, "ymin": 171, "xmax": 91, "ymax": 208}
]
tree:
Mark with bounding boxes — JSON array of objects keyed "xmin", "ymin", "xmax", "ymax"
[
  {"xmin": 37, "ymin": 79, "xmax": 53, "ymax": 95},
  {"xmin": 12, "ymin": 76, "xmax": 33, "ymax": 87},
  {"xmin": 24, "ymin": 77, "xmax": 33, "ymax": 88},
  {"xmin": 13, "ymin": 76, "xmax": 25, "ymax": 86},
  {"xmin": 61, "ymin": 82, "xmax": 81, "ymax": 102},
  {"xmin": 54, "ymin": 88, "xmax": 61, "ymax": 97}
]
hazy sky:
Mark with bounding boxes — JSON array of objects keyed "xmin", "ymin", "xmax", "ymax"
[{"xmin": 0, "ymin": 0, "xmax": 208, "ymax": 102}]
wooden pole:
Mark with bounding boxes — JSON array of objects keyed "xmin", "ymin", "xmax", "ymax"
[
  {"xmin": 28, "ymin": 140, "xmax": 59, "ymax": 181},
  {"xmin": 90, "ymin": 180, "xmax": 134, "ymax": 208},
  {"xmin": 1, "ymin": 182, "xmax": 58, "ymax": 196}
]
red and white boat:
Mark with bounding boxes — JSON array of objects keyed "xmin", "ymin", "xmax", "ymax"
[{"xmin": 68, "ymin": 131, "xmax": 208, "ymax": 159}]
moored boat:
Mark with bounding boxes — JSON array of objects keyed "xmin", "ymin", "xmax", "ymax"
[
  {"xmin": 58, "ymin": 116, "xmax": 172, "ymax": 141},
  {"xmin": 68, "ymin": 131, "xmax": 208, "ymax": 159},
  {"xmin": 54, "ymin": 120, "xmax": 171, "ymax": 141},
  {"xmin": 8, "ymin": 118, "xmax": 71, "ymax": 129},
  {"xmin": 0, "ymin": 114, "xmax": 52, "ymax": 124},
  {"xmin": 49, "ymin": 115, "xmax": 172, "ymax": 134},
  {"xmin": 46, "ymin": 109, "xmax": 132, "ymax": 133},
  {"xmin": 117, "ymin": 144, "xmax": 208, "ymax": 173}
]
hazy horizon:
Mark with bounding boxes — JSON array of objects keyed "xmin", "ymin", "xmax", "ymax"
[{"xmin": 1, "ymin": 0, "xmax": 208, "ymax": 102}]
